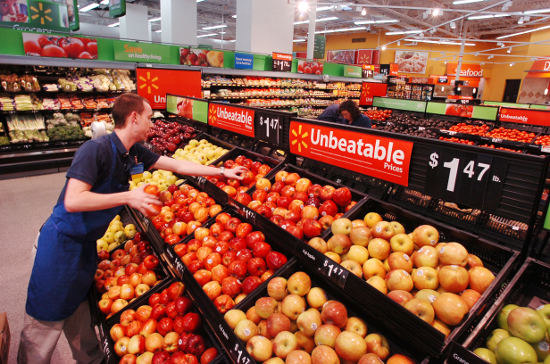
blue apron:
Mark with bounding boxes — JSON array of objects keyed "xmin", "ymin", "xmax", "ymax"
[{"xmin": 26, "ymin": 140, "xmax": 128, "ymax": 321}]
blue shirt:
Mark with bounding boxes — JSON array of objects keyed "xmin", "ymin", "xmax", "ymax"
[
  {"xmin": 318, "ymin": 104, "xmax": 346, "ymax": 124},
  {"xmin": 351, "ymin": 114, "xmax": 372, "ymax": 128}
]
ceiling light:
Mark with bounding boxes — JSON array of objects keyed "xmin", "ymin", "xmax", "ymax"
[
  {"xmin": 404, "ymin": 38, "xmax": 476, "ymax": 46},
  {"xmin": 100, "ymin": 0, "xmax": 109, "ymax": 4},
  {"xmin": 382, "ymin": 45, "xmax": 387, "ymax": 50},
  {"xmin": 196, "ymin": 0, "xmax": 206, "ymax": 2},
  {"xmin": 354, "ymin": 19, "xmax": 398, "ymax": 25},
  {"xmin": 149, "ymin": 17, "xmax": 161, "ymax": 22},
  {"xmin": 219, "ymin": 31, "xmax": 226, "ymax": 34},
  {"xmin": 294, "ymin": 16, "xmax": 338, "ymax": 25},
  {"xmin": 298, "ymin": 1, "xmax": 309, "ymax": 13},
  {"xmin": 108, "ymin": 22, "xmax": 119, "ymax": 27},
  {"xmin": 493, "ymin": 13, "xmax": 510, "ymax": 18},
  {"xmin": 232, "ymin": 14, "xmax": 237, "ymax": 18},
  {"xmin": 544, "ymin": 88, "xmax": 549, "ymax": 96},
  {"xmin": 197, "ymin": 33, "xmax": 217, "ymax": 38},
  {"xmin": 509, "ymin": 63, "xmax": 514, "ymax": 66},
  {"xmin": 453, "ymin": 0, "xmax": 485, "ymax": 4},
  {"xmin": 488, "ymin": 55, "xmax": 494, "ymax": 59},
  {"xmin": 386, "ymin": 30, "xmax": 422, "ymax": 35},
  {"xmin": 468, "ymin": 14, "xmax": 496, "ymax": 20},
  {"xmin": 227, "ymin": 39, "xmax": 236, "ymax": 42},
  {"xmin": 316, "ymin": 6, "xmax": 334, "ymax": 11},
  {"xmin": 523, "ymin": 8, "xmax": 550, "ymax": 14},
  {"xmin": 518, "ymin": 17, "xmax": 524, "ymax": 24},
  {"xmin": 497, "ymin": 41, "xmax": 504, "ymax": 46},
  {"xmin": 315, "ymin": 26, "xmax": 366, "ymax": 34},
  {"xmin": 293, "ymin": 39, "xmax": 306, "ymax": 42},
  {"xmin": 155, "ymin": 30, "xmax": 162, "ymax": 33},
  {"xmin": 203, "ymin": 24, "xmax": 227, "ymax": 30},
  {"xmin": 497, "ymin": 24, "xmax": 550, "ymax": 39},
  {"xmin": 432, "ymin": 8, "xmax": 441, "ymax": 16},
  {"xmin": 450, "ymin": 21, "xmax": 456, "ymax": 29},
  {"xmin": 507, "ymin": 47, "xmax": 512, "ymax": 53},
  {"xmin": 361, "ymin": 8, "xmax": 367, "ymax": 16},
  {"xmin": 80, "ymin": 3, "xmax": 99, "ymax": 12}
]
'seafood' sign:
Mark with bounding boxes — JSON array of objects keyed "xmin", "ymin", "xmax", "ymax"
[
  {"xmin": 208, "ymin": 104, "xmax": 255, "ymax": 137},
  {"xmin": 289, "ymin": 121, "xmax": 413, "ymax": 186}
]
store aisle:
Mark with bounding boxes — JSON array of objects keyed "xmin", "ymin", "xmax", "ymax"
[{"xmin": 0, "ymin": 172, "xmax": 76, "ymax": 364}]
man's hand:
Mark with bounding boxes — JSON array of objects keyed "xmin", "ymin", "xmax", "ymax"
[
  {"xmin": 225, "ymin": 166, "xmax": 248, "ymax": 180},
  {"xmin": 127, "ymin": 184, "xmax": 162, "ymax": 216}
]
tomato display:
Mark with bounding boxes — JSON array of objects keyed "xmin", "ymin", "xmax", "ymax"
[
  {"xmin": 479, "ymin": 144, "xmax": 521, "ymax": 153},
  {"xmin": 364, "ymin": 108, "xmax": 392, "ymax": 121},
  {"xmin": 439, "ymin": 137, "xmax": 475, "ymax": 145},
  {"xmin": 448, "ymin": 123, "xmax": 490, "ymax": 136},
  {"xmin": 534, "ymin": 134, "xmax": 550, "ymax": 147},
  {"xmin": 484, "ymin": 127, "xmax": 536, "ymax": 143}
]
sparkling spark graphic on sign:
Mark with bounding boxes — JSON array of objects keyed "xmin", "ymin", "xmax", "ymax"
[
  {"xmin": 290, "ymin": 124, "xmax": 309, "ymax": 153},
  {"xmin": 138, "ymin": 71, "xmax": 159, "ymax": 95},
  {"xmin": 30, "ymin": 2, "xmax": 53, "ymax": 25}
]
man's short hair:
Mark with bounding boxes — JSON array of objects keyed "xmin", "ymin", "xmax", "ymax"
[{"xmin": 112, "ymin": 93, "xmax": 149, "ymax": 127}]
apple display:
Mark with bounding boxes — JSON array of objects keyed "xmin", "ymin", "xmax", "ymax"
[
  {"xmin": 372, "ymin": 221, "xmax": 395, "ymax": 240},
  {"xmin": 412, "ymin": 246, "xmax": 439, "ymax": 268},
  {"xmin": 325, "ymin": 252, "xmax": 341, "ymax": 264},
  {"xmin": 439, "ymin": 242, "xmax": 469, "ymax": 266},
  {"xmin": 362, "ymin": 258, "xmax": 386, "ymax": 279},
  {"xmin": 468, "ymin": 266, "xmax": 495, "ymax": 294},
  {"xmin": 331, "ymin": 218, "xmax": 352, "ymax": 235},
  {"xmin": 321, "ymin": 300, "xmax": 348, "ymax": 328},
  {"xmin": 415, "ymin": 289, "xmax": 439, "ymax": 304},
  {"xmin": 438, "ymin": 265, "xmax": 469, "ymax": 293},
  {"xmin": 365, "ymin": 333, "xmax": 390, "ymax": 360},
  {"xmin": 412, "ymin": 225, "xmax": 439, "ymax": 247},
  {"xmin": 234, "ymin": 319, "xmax": 258, "ymax": 342},
  {"xmin": 286, "ymin": 350, "xmax": 311, "ymax": 364},
  {"xmin": 467, "ymin": 254, "xmax": 484, "ymax": 268},
  {"xmin": 390, "ymin": 233, "xmax": 414, "ymax": 255},
  {"xmin": 327, "ymin": 234, "xmax": 352, "ymax": 255},
  {"xmin": 473, "ymin": 348, "xmax": 497, "ymax": 364},
  {"xmin": 412, "ymin": 266, "xmax": 439, "ymax": 290},
  {"xmin": 308, "ymin": 237, "xmax": 328, "ymax": 254},
  {"xmin": 433, "ymin": 292, "xmax": 469, "ymax": 326},
  {"xmin": 404, "ymin": 298, "xmax": 435, "ymax": 324},
  {"xmin": 246, "ymin": 335, "xmax": 273, "ymax": 362},
  {"xmin": 387, "ymin": 290, "xmax": 413, "ymax": 306},
  {"xmin": 345, "ymin": 316, "xmax": 368, "ymax": 337},
  {"xmin": 432, "ymin": 319, "xmax": 451, "ymax": 338},
  {"xmin": 461, "ymin": 289, "xmax": 481, "ymax": 309},
  {"xmin": 486, "ymin": 328, "xmax": 510, "ymax": 352},
  {"xmin": 386, "ymin": 269, "xmax": 413, "ymax": 292},
  {"xmin": 366, "ymin": 276, "xmax": 387, "ymax": 294},
  {"xmin": 368, "ymin": 238, "xmax": 391, "ymax": 261},
  {"xmin": 287, "ymin": 271, "xmax": 312, "ymax": 296},
  {"xmin": 267, "ymin": 312, "xmax": 291, "ymax": 338},
  {"xmin": 387, "ymin": 252, "xmax": 413, "ymax": 273},
  {"xmin": 311, "ymin": 345, "xmax": 340, "ymax": 364},
  {"xmin": 281, "ymin": 294, "xmax": 306, "ymax": 320},
  {"xmin": 537, "ymin": 304, "xmax": 550, "ymax": 328},
  {"xmin": 358, "ymin": 353, "xmax": 385, "ymax": 364},
  {"xmin": 307, "ymin": 287, "xmax": 328, "ymax": 309},
  {"xmin": 349, "ymin": 226, "xmax": 371, "ymax": 247},
  {"xmin": 297, "ymin": 308, "xmax": 322, "ymax": 337},
  {"xmin": 273, "ymin": 331, "xmax": 298, "ymax": 358},
  {"xmin": 268, "ymin": 277, "xmax": 288, "ymax": 301},
  {"xmin": 339, "ymin": 259, "xmax": 362, "ymax": 277},
  {"xmin": 498, "ymin": 304, "xmax": 520, "ymax": 331},
  {"xmin": 387, "ymin": 354, "xmax": 416, "ymax": 364},
  {"xmin": 224, "ymin": 309, "xmax": 246, "ymax": 329},
  {"xmin": 255, "ymin": 297, "xmax": 278, "ymax": 319},
  {"xmin": 346, "ymin": 245, "xmax": 369, "ymax": 265},
  {"xmin": 314, "ymin": 325, "xmax": 341, "ymax": 347},
  {"xmin": 334, "ymin": 331, "xmax": 367, "ymax": 361}
]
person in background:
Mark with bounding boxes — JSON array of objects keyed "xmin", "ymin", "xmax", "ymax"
[
  {"xmin": 338, "ymin": 99, "xmax": 372, "ymax": 128},
  {"xmin": 317, "ymin": 100, "xmax": 346, "ymax": 124},
  {"xmin": 17, "ymin": 93, "xmax": 246, "ymax": 364}
]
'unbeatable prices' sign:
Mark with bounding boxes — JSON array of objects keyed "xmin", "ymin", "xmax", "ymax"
[
  {"xmin": 499, "ymin": 107, "xmax": 550, "ymax": 127},
  {"xmin": 289, "ymin": 121, "xmax": 413, "ymax": 186},
  {"xmin": 208, "ymin": 104, "xmax": 255, "ymax": 137}
]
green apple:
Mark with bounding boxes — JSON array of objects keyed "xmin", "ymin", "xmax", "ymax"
[
  {"xmin": 496, "ymin": 337, "xmax": 538, "ymax": 364},
  {"xmin": 487, "ymin": 328, "xmax": 510, "ymax": 352},
  {"xmin": 537, "ymin": 305, "xmax": 550, "ymax": 329},
  {"xmin": 534, "ymin": 340, "xmax": 550, "ymax": 361},
  {"xmin": 508, "ymin": 307, "xmax": 547, "ymax": 343},
  {"xmin": 124, "ymin": 224, "xmax": 136, "ymax": 239},
  {"xmin": 498, "ymin": 304, "xmax": 520, "ymax": 331},
  {"xmin": 473, "ymin": 347, "xmax": 497, "ymax": 364}
]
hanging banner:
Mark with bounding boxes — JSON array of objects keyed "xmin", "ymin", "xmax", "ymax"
[
  {"xmin": 359, "ymin": 83, "xmax": 387, "ymax": 106},
  {"xmin": 234, "ymin": 53, "xmax": 254, "ymax": 69},
  {"xmin": 372, "ymin": 97, "xmax": 426, "ymax": 112},
  {"xmin": 180, "ymin": 48, "xmax": 224, "ymax": 68},
  {"xmin": 208, "ymin": 103, "xmax": 255, "ymax": 137},
  {"xmin": 272, "ymin": 52, "xmax": 292, "ymax": 72},
  {"xmin": 136, "ymin": 68, "xmax": 201, "ymax": 109},
  {"xmin": 166, "ymin": 95, "xmax": 208, "ymax": 123},
  {"xmin": 356, "ymin": 49, "xmax": 380, "ymax": 65},
  {"xmin": 499, "ymin": 107, "xmax": 550, "ymax": 126},
  {"xmin": 289, "ymin": 120, "xmax": 413, "ymax": 186},
  {"xmin": 22, "ymin": 32, "xmax": 97, "ymax": 59},
  {"xmin": 313, "ymin": 35, "xmax": 326, "ymax": 59},
  {"xmin": 326, "ymin": 49, "xmax": 356, "ymax": 64},
  {"xmin": 344, "ymin": 65, "xmax": 362, "ymax": 78},
  {"xmin": 395, "ymin": 51, "xmax": 428, "ymax": 74},
  {"xmin": 1, "ymin": 0, "xmax": 79, "ymax": 31},
  {"xmin": 109, "ymin": 0, "xmax": 126, "ymax": 17},
  {"xmin": 114, "ymin": 40, "xmax": 170, "ymax": 63}
]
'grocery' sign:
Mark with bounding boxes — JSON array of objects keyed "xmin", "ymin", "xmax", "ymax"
[
  {"xmin": 289, "ymin": 120, "xmax": 413, "ymax": 186},
  {"xmin": 208, "ymin": 104, "xmax": 255, "ymax": 137}
]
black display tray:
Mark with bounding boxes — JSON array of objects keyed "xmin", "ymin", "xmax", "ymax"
[{"xmin": 318, "ymin": 197, "xmax": 520, "ymax": 355}]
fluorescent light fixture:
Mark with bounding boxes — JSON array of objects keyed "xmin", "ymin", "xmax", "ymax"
[
  {"xmin": 507, "ymin": 47, "xmax": 512, "ymax": 53},
  {"xmin": 354, "ymin": 19, "xmax": 398, "ymax": 25},
  {"xmin": 155, "ymin": 30, "xmax": 162, "ymax": 33},
  {"xmin": 386, "ymin": 29, "xmax": 422, "ymax": 35},
  {"xmin": 294, "ymin": 16, "xmax": 338, "ymax": 25},
  {"xmin": 493, "ymin": 13, "xmax": 510, "ymax": 17},
  {"xmin": 381, "ymin": 45, "xmax": 387, "ymax": 50},
  {"xmin": 432, "ymin": 8, "xmax": 441, "ymax": 16},
  {"xmin": 509, "ymin": 63, "xmax": 514, "ymax": 66},
  {"xmin": 196, "ymin": 0, "xmax": 206, "ymax": 2},
  {"xmin": 544, "ymin": 88, "xmax": 549, "ymax": 96},
  {"xmin": 453, "ymin": 0, "xmax": 485, "ymax": 4},
  {"xmin": 524, "ymin": 8, "xmax": 550, "ymax": 14},
  {"xmin": 202, "ymin": 24, "xmax": 227, "ymax": 30},
  {"xmin": 293, "ymin": 39, "xmax": 306, "ymax": 42},
  {"xmin": 468, "ymin": 14, "xmax": 495, "ymax": 20},
  {"xmin": 197, "ymin": 33, "xmax": 217, "ymax": 38},
  {"xmin": 450, "ymin": 21, "xmax": 456, "ymax": 29},
  {"xmin": 80, "ymin": 3, "xmax": 99, "ymax": 12},
  {"xmin": 518, "ymin": 17, "xmax": 524, "ymax": 24},
  {"xmin": 227, "ymin": 39, "xmax": 236, "ymax": 42},
  {"xmin": 149, "ymin": 17, "xmax": 161, "ymax": 22},
  {"xmin": 315, "ymin": 26, "xmax": 366, "ymax": 34},
  {"xmin": 108, "ymin": 22, "xmax": 119, "ymax": 27},
  {"xmin": 316, "ymin": 6, "xmax": 334, "ymax": 11},
  {"xmin": 232, "ymin": 14, "xmax": 237, "ymax": 18},
  {"xmin": 497, "ymin": 24, "xmax": 550, "ymax": 39},
  {"xmin": 404, "ymin": 38, "xmax": 476, "ymax": 46},
  {"xmin": 100, "ymin": 0, "xmax": 109, "ymax": 4},
  {"xmin": 219, "ymin": 31, "xmax": 226, "ymax": 34}
]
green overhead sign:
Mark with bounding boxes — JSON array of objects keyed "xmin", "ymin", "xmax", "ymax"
[
  {"xmin": 0, "ymin": 0, "xmax": 79, "ymax": 32},
  {"xmin": 472, "ymin": 106, "xmax": 498, "ymax": 121},
  {"xmin": 113, "ymin": 40, "xmax": 171, "ymax": 63},
  {"xmin": 426, "ymin": 102, "xmax": 447, "ymax": 115},
  {"xmin": 530, "ymin": 104, "xmax": 550, "ymax": 110},
  {"xmin": 109, "ymin": 0, "xmax": 126, "ymax": 17},
  {"xmin": 344, "ymin": 65, "xmax": 362, "ymax": 78},
  {"xmin": 373, "ymin": 97, "xmax": 427, "ymax": 112},
  {"xmin": 314, "ymin": 35, "xmax": 325, "ymax": 59}
]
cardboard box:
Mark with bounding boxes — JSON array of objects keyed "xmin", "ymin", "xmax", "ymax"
[{"xmin": 0, "ymin": 312, "xmax": 10, "ymax": 364}]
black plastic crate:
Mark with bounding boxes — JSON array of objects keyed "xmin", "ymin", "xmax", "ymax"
[
  {"xmin": 97, "ymin": 277, "xmax": 226, "ymax": 364},
  {"xmin": 232, "ymin": 258, "xmax": 429, "ymax": 363},
  {"xmin": 323, "ymin": 197, "xmax": 519, "ymax": 352},
  {"xmin": 210, "ymin": 128, "xmax": 257, "ymax": 151}
]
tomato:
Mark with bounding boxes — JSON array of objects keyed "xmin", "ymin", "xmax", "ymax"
[
  {"xmin": 37, "ymin": 35, "xmax": 56, "ymax": 48},
  {"xmin": 77, "ymin": 51, "xmax": 93, "ymax": 59},
  {"xmin": 23, "ymin": 40, "xmax": 41, "ymax": 55},
  {"xmin": 86, "ymin": 41, "xmax": 97, "ymax": 56},
  {"xmin": 144, "ymin": 185, "xmax": 160, "ymax": 196},
  {"xmin": 41, "ymin": 44, "xmax": 67, "ymax": 58},
  {"xmin": 59, "ymin": 37, "xmax": 85, "ymax": 58}
]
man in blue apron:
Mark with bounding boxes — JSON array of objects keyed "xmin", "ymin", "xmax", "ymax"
[{"xmin": 17, "ymin": 93, "xmax": 246, "ymax": 364}]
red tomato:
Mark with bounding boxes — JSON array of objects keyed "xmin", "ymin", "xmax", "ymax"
[
  {"xmin": 78, "ymin": 51, "xmax": 93, "ymax": 59},
  {"xmin": 23, "ymin": 40, "xmax": 41, "ymax": 55},
  {"xmin": 86, "ymin": 41, "xmax": 97, "ymax": 56},
  {"xmin": 59, "ymin": 37, "xmax": 85, "ymax": 58},
  {"xmin": 41, "ymin": 44, "xmax": 67, "ymax": 58},
  {"xmin": 37, "ymin": 35, "xmax": 55, "ymax": 48}
]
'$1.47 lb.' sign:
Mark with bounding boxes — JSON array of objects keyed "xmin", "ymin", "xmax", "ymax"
[{"xmin": 424, "ymin": 148, "xmax": 507, "ymax": 211}]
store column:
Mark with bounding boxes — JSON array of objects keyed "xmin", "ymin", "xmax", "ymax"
[
  {"xmin": 119, "ymin": 3, "xmax": 151, "ymax": 41},
  {"xmin": 160, "ymin": 0, "xmax": 197, "ymax": 46},
  {"xmin": 236, "ymin": 0, "xmax": 294, "ymax": 54}
]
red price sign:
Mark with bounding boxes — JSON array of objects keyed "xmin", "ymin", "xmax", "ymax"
[{"xmin": 208, "ymin": 103, "xmax": 255, "ymax": 137}]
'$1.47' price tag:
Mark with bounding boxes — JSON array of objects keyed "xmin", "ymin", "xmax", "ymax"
[
  {"xmin": 318, "ymin": 257, "xmax": 349, "ymax": 288},
  {"xmin": 232, "ymin": 343, "xmax": 251, "ymax": 364},
  {"xmin": 256, "ymin": 113, "xmax": 282, "ymax": 145}
]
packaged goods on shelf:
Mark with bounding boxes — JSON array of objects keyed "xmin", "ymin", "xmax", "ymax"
[
  {"xmin": 8, "ymin": 129, "xmax": 48, "ymax": 143},
  {"xmin": 41, "ymin": 98, "xmax": 60, "ymax": 110},
  {"xmin": 0, "ymin": 97, "xmax": 14, "ymax": 111},
  {"xmin": 111, "ymin": 70, "xmax": 135, "ymax": 91},
  {"xmin": 58, "ymin": 97, "xmax": 72, "ymax": 110},
  {"xmin": 42, "ymin": 83, "xmax": 59, "ymax": 92},
  {"xmin": 70, "ymin": 96, "xmax": 84, "ymax": 109},
  {"xmin": 58, "ymin": 78, "xmax": 78, "ymax": 92},
  {"xmin": 7, "ymin": 114, "xmax": 45, "ymax": 131},
  {"xmin": 0, "ymin": 136, "xmax": 8, "ymax": 145},
  {"xmin": 74, "ymin": 77, "xmax": 94, "ymax": 92},
  {"xmin": 90, "ymin": 74, "xmax": 112, "ymax": 92},
  {"xmin": 19, "ymin": 75, "xmax": 40, "ymax": 92},
  {"xmin": 47, "ymin": 125, "xmax": 85, "ymax": 141},
  {"xmin": 0, "ymin": 73, "xmax": 22, "ymax": 92},
  {"xmin": 14, "ymin": 94, "xmax": 35, "ymax": 111},
  {"xmin": 82, "ymin": 97, "xmax": 97, "ymax": 109}
]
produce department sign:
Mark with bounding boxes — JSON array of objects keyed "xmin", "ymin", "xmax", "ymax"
[
  {"xmin": 289, "ymin": 120, "xmax": 413, "ymax": 186},
  {"xmin": 136, "ymin": 68, "xmax": 201, "ymax": 110},
  {"xmin": 114, "ymin": 40, "xmax": 170, "ymax": 63},
  {"xmin": 499, "ymin": 107, "xmax": 550, "ymax": 126},
  {"xmin": 360, "ymin": 83, "xmax": 387, "ymax": 106},
  {"xmin": 208, "ymin": 104, "xmax": 255, "ymax": 137}
]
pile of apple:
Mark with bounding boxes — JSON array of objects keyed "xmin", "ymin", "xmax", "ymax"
[
  {"xmin": 173, "ymin": 139, "xmax": 229, "ymax": 165},
  {"xmin": 206, "ymin": 154, "xmax": 273, "ymax": 197},
  {"xmin": 110, "ymin": 281, "xmax": 219, "ymax": 364},
  {"xmin": 97, "ymin": 214, "xmax": 137, "ymax": 252},
  {"xmin": 145, "ymin": 183, "xmax": 223, "ymax": 246},
  {"xmin": 307, "ymin": 213, "xmax": 496, "ymax": 336},
  {"xmin": 244, "ymin": 170, "xmax": 357, "ymax": 240},
  {"xmin": 473, "ymin": 303, "xmax": 550, "ymax": 364},
  {"xmin": 95, "ymin": 237, "xmax": 162, "ymax": 318},
  {"xmin": 147, "ymin": 120, "xmax": 198, "ymax": 154},
  {"xmin": 224, "ymin": 271, "xmax": 415, "ymax": 363},
  {"xmin": 129, "ymin": 170, "xmax": 180, "ymax": 192},
  {"xmin": 172, "ymin": 211, "xmax": 288, "ymax": 313}
]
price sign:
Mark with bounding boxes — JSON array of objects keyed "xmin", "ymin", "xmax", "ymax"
[
  {"xmin": 167, "ymin": 248, "xmax": 186, "ymax": 278},
  {"xmin": 232, "ymin": 204, "xmax": 257, "ymax": 225},
  {"xmin": 230, "ymin": 342, "xmax": 252, "ymax": 364},
  {"xmin": 195, "ymin": 176, "xmax": 207, "ymax": 190},
  {"xmin": 100, "ymin": 332, "xmax": 114, "ymax": 359},
  {"xmin": 255, "ymin": 111, "xmax": 283, "ymax": 145},
  {"xmin": 272, "ymin": 52, "xmax": 293, "ymax": 72},
  {"xmin": 318, "ymin": 256, "xmax": 349, "ymax": 289},
  {"xmin": 425, "ymin": 147, "xmax": 508, "ymax": 211}
]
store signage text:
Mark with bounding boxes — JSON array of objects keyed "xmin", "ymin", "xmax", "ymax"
[
  {"xmin": 499, "ymin": 107, "xmax": 550, "ymax": 126},
  {"xmin": 359, "ymin": 83, "xmax": 387, "ymax": 106},
  {"xmin": 234, "ymin": 53, "xmax": 254, "ymax": 69},
  {"xmin": 136, "ymin": 68, "xmax": 201, "ymax": 109},
  {"xmin": 208, "ymin": 104, "xmax": 255, "ymax": 137},
  {"xmin": 289, "ymin": 121, "xmax": 413, "ymax": 186},
  {"xmin": 446, "ymin": 63, "xmax": 483, "ymax": 77},
  {"xmin": 114, "ymin": 40, "xmax": 169, "ymax": 63},
  {"xmin": 545, "ymin": 61, "xmax": 550, "ymax": 71}
]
